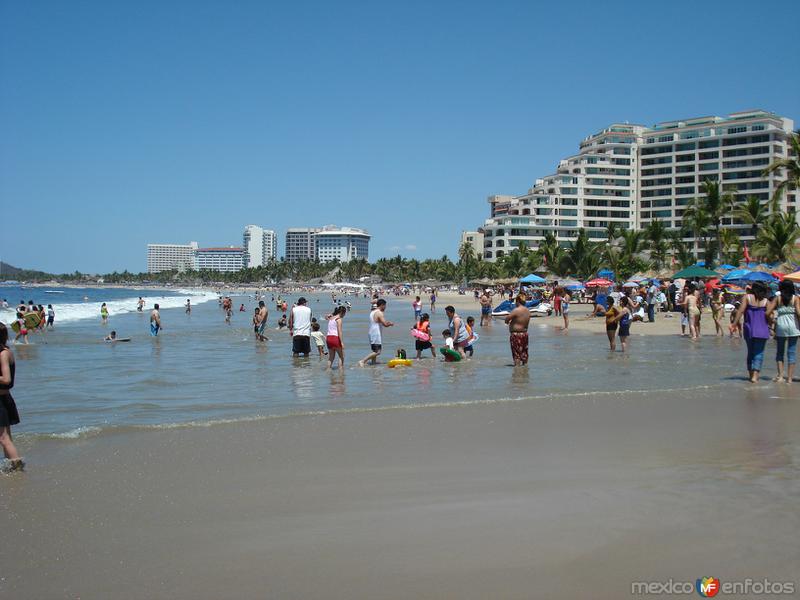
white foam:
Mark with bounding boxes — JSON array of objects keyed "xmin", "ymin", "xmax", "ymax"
[{"xmin": 0, "ymin": 289, "xmax": 217, "ymax": 325}]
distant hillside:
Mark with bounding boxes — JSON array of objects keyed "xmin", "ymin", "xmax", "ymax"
[{"xmin": 0, "ymin": 261, "xmax": 22, "ymax": 277}]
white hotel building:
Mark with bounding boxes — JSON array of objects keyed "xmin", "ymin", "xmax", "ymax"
[
  {"xmin": 193, "ymin": 247, "xmax": 245, "ymax": 272},
  {"xmin": 147, "ymin": 242, "xmax": 198, "ymax": 273},
  {"xmin": 284, "ymin": 226, "xmax": 370, "ymax": 263},
  {"xmin": 242, "ymin": 225, "xmax": 278, "ymax": 268},
  {"xmin": 479, "ymin": 110, "xmax": 796, "ymax": 261},
  {"xmin": 315, "ymin": 226, "xmax": 370, "ymax": 263}
]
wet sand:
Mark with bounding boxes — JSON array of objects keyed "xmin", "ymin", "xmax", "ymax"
[{"xmin": 3, "ymin": 383, "xmax": 798, "ymax": 599}]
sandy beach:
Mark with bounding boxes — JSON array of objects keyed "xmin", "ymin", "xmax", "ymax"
[{"xmin": 3, "ymin": 381, "xmax": 798, "ymax": 599}]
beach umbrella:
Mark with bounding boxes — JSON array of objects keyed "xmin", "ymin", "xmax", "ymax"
[
  {"xmin": 586, "ymin": 278, "xmax": 614, "ymax": 287},
  {"xmin": 722, "ymin": 268, "xmax": 751, "ymax": 282},
  {"xmin": 671, "ymin": 265, "xmax": 719, "ymax": 279},
  {"xmin": 597, "ymin": 269, "xmax": 615, "ymax": 281},
  {"xmin": 740, "ymin": 271, "xmax": 777, "ymax": 283},
  {"xmin": 519, "ymin": 273, "xmax": 546, "ymax": 284},
  {"xmin": 784, "ymin": 270, "xmax": 800, "ymax": 283},
  {"xmin": 622, "ymin": 281, "xmax": 639, "ymax": 288},
  {"xmin": 724, "ymin": 285, "xmax": 746, "ymax": 295},
  {"xmin": 719, "ymin": 263, "xmax": 737, "ymax": 270}
]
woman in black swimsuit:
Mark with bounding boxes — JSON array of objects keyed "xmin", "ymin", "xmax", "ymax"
[{"xmin": 0, "ymin": 323, "xmax": 23, "ymax": 473}]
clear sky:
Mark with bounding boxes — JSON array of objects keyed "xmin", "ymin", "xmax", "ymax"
[{"xmin": 1, "ymin": 0, "xmax": 798, "ymax": 273}]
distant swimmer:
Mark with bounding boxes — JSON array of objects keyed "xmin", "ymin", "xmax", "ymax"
[
  {"xmin": 505, "ymin": 294, "xmax": 531, "ymax": 367},
  {"xmin": 137, "ymin": 297, "xmax": 145, "ymax": 312},
  {"xmin": 277, "ymin": 314, "xmax": 287, "ymax": 329},
  {"xmin": 100, "ymin": 303, "xmax": 109, "ymax": 325},
  {"xmin": 104, "ymin": 330, "xmax": 131, "ymax": 342},
  {"xmin": 185, "ymin": 299, "xmax": 191, "ymax": 314},
  {"xmin": 239, "ymin": 304, "xmax": 246, "ymax": 312},
  {"xmin": 150, "ymin": 304, "xmax": 162, "ymax": 336}
]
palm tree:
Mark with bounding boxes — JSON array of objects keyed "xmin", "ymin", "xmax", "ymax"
[
  {"xmin": 536, "ymin": 232, "xmax": 564, "ymax": 274},
  {"xmin": 620, "ymin": 229, "xmax": 644, "ymax": 260},
  {"xmin": 733, "ymin": 195, "xmax": 770, "ymax": 238},
  {"xmin": 754, "ymin": 212, "xmax": 800, "ymax": 262},
  {"xmin": 683, "ymin": 179, "xmax": 736, "ymax": 267},
  {"xmin": 763, "ymin": 131, "xmax": 800, "ymax": 205},
  {"xmin": 681, "ymin": 201, "xmax": 712, "ymax": 259},
  {"xmin": 719, "ymin": 228, "xmax": 742, "ymax": 266},
  {"xmin": 605, "ymin": 222, "xmax": 620, "ymax": 245},
  {"xmin": 645, "ymin": 220, "xmax": 668, "ymax": 269}
]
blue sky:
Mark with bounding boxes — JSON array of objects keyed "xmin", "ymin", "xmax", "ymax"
[{"xmin": 1, "ymin": 0, "xmax": 798, "ymax": 273}]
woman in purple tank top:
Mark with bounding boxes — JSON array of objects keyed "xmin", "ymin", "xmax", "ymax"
[{"xmin": 732, "ymin": 281, "xmax": 771, "ymax": 383}]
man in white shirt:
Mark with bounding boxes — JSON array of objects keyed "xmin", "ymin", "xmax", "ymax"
[
  {"xmin": 358, "ymin": 299, "xmax": 393, "ymax": 366},
  {"xmin": 288, "ymin": 297, "xmax": 312, "ymax": 356}
]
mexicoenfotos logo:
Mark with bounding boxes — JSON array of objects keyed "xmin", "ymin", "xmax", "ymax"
[
  {"xmin": 696, "ymin": 577, "xmax": 720, "ymax": 597},
  {"xmin": 631, "ymin": 577, "xmax": 795, "ymax": 595}
]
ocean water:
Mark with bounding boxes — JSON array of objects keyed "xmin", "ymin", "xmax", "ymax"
[{"xmin": 0, "ymin": 287, "xmax": 773, "ymax": 439}]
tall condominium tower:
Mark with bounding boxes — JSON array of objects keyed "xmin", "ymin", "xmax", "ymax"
[
  {"xmin": 284, "ymin": 228, "xmax": 321, "ymax": 262},
  {"xmin": 479, "ymin": 109, "xmax": 796, "ymax": 261},
  {"xmin": 242, "ymin": 225, "xmax": 277, "ymax": 268}
]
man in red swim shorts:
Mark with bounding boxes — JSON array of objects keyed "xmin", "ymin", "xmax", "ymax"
[{"xmin": 504, "ymin": 294, "xmax": 531, "ymax": 366}]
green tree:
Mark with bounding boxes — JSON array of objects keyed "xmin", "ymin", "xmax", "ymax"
[
  {"xmin": 763, "ymin": 131, "xmax": 800, "ymax": 205},
  {"xmin": 683, "ymin": 179, "xmax": 736, "ymax": 267},
  {"xmin": 733, "ymin": 195, "xmax": 770, "ymax": 238},
  {"xmin": 754, "ymin": 212, "xmax": 800, "ymax": 262}
]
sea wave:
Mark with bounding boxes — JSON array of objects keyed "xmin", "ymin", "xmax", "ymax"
[
  {"xmin": 19, "ymin": 383, "xmax": 727, "ymax": 442},
  {"xmin": 0, "ymin": 289, "xmax": 217, "ymax": 325}
]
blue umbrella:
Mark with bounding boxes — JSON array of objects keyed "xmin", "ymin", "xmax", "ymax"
[
  {"xmin": 722, "ymin": 269, "xmax": 751, "ymax": 282},
  {"xmin": 719, "ymin": 264, "xmax": 737, "ymax": 270},
  {"xmin": 740, "ymin": 271, "xmax": 776, "ymax": 283},
  {"xmin": 520, "ymin": 273, "xmax": 546, "ymax": 284}
]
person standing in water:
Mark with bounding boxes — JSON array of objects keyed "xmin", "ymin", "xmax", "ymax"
[
  {"xmin": 604, "ymin": 297, "xmax": 619, "ymax": 351},
  {"xmin": 255, "ymin": 300, "xmax": 269, "ymax": 342},
  {"xmin": 150, "ymin": 303, "xmax": 162, "ymax": 336},
  {"xmin": 359, "ymin": 299, "xmax": 394, "ymax": 366},
  {"xmin": 479, "ymin": 290, "xmax": 493, "ymax": 326},
  {"xmin": 561, "ymin": 289, "xmax": 571, "ymax": 330},
  {"xmin": 444, "ymin": 305, "xmax": 470, "ymax": 359},
  {"xmin": 326, "ymin": 306, "xmax": 346, "ymax": 369},
  {"xmin": 0, "ymin": 323, "xmax": 23, "ymax": 473},
  {"xmin": 100, "ymin": 303, "xmax": 109, "ymax": 325},
  {"xmin": 185, "ymin": 299, "xmax": 191, "ymax": 314},
  {"xmin": 615, "ymin": 296, "xmax": 632, "ymax": 352},
  {"xmin": 46, "ymin": 304, "xmax": 55, "ymax": 328},
  {"xmin": 767, "ymin": 280, "xmax": 800, "ymax": 383},
  {"xmin": 505, "ymin": 294, "xmax": 531, "ymax": 366},
  {"xmin": 731, "ymin": 281, "xmax": 770, "ymax": 383},
  {"xmin": 137, "ymin": 297, "xmax": 144, "ymax": 312},
  {"xmin": 288, "ymin": 297, "xmax": 312, "ymax": 357}
]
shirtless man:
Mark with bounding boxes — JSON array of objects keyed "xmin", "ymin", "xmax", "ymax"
[
  {"xmin": 479, "ymin": 290, "xmax": 493, "ymax": 326},
  {"xmin": 504, "ymin": 294, "xmax": 531, "ymax": 366},
  {"xmin": 150, "ymin": 304, "xmax": 162, "ymax": 336},
  {"xmin": 255, "ymin": 300, "xmax": 269, "ymax": 342},
  {"xmin": 137, "ymin": 297, "xmax": 145, "ymax": 312}
]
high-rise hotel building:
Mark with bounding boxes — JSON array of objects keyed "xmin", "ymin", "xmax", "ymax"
[
  {"xmin": 242, "ymin": 225, "xmax": 278, "ymax": 268},
  {"xmin": 479, "ymin": 110, "xmax": 796, "ymax": 261},
  {"xmin": 147, "ymin": 242, "xmax": 199, "ymax": 273},
  {"xmin": 284, "ymin": 226, "xmax": 371, "ymax": 263}
]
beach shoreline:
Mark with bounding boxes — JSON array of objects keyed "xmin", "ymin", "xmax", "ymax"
[{"xmin": 3, "ymin": 382, "xmax": 798, "ymax": 599}]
